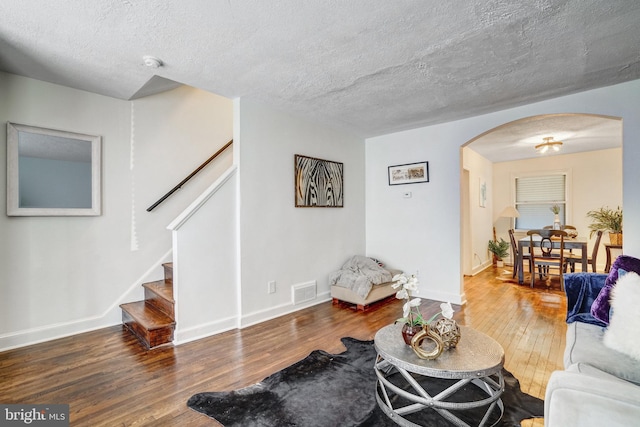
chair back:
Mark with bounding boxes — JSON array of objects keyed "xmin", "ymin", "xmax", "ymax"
[
  {"xmin": 562, "ymin": 224, "xmax": 578, "ymax": 238},
  {"xmin": 527, "ymin": 229, "xmax": 567, "ymax": 259},
  {"xmin": 591, "ymin": 230, "xmax": 603, "ymax": 271},
  {"xmin": 508, "ymin": 229, "xmax": 518, "ymax": 257}
]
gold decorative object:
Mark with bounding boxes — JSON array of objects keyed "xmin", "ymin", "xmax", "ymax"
[
  {"xmin": 432, "ymin": 318, "xmax": 461, "ymax": 349},
  {"xmin": 410, "ymin": 325, "xmax": 444, "ymax": 360}
]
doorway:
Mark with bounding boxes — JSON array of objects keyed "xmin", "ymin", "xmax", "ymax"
[{"xmin": 461, "ymin": 113, "xmax": 623, "ymax": 276}]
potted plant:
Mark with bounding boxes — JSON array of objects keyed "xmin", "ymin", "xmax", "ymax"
[
  {"xmin": 587, "ymin": 206, "xmax": 623, "ymax": 245},
  {"xmin": 488, "ymin": 238, "xmax": 510, "ymax": 267},
  {"xmin": 390, "ymin": 273, "xmax": 456, "ymax": 346}
]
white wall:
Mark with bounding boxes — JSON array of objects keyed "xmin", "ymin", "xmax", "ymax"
[
  {"xmin": 366, "ymin": 79, "xmax": 640, "ymax": 305},
  {"xmin": 366, "ymin": 122, "xmax": 466, "ymax": 305},
  {"xmin": 462, "ymin": 147, "xmax": 495, "ymax": 274},
  {"xmin": 236, "ymin": 98, "xmax": 365, "ymax": 325},
  {"xmin": 492, "ymin": 148, "xmax": 622, "ymax": 269},
  {"xmin": 3, "ymin": 71, "xmax": 640, "ymax": 350},
  {"xmin": 169, "ymin": 168, "xmax": 239, "ymax": 344},
  {"xmin": 0, "ymin": 72, "xmax": 233, "ymax": 350}
]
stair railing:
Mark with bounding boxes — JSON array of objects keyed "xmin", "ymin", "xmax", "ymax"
[{"xmin": 146, "ymin": 139, "xmax": 233, "ymax": 212}]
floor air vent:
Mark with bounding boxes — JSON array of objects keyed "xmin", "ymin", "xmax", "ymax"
[{"xmin": 292, "ymin": 281, "xmax": 316, "ymax": 305}]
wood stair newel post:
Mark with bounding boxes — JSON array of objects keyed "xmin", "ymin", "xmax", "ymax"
[{"xmin": 120, "ymin": 263, "xmax": 176, "ymax": 349}]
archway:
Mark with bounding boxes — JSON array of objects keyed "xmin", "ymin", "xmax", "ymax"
[{"xmin": 461, "ymin": 113, "xmax": 622, "ymax": 277}]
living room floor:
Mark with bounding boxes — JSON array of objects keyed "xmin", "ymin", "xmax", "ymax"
[{"xmin": 0, "ymin": 266, "xmax": 565, "ymax": 426}]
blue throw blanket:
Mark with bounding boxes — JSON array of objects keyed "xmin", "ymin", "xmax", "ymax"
[{"xmin": 564, "ymin": 273, "xmax": 608, "ymax": 326}]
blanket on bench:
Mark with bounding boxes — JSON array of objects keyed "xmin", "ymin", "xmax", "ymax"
[{"xmin": 329, "ymin": 256, "xmax": 393, "ymax": 299}]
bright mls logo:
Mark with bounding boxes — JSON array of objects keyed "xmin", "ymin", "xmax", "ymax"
[{"xmin": 1, "ymin": 405, "xmax": 69, "ymax": 426}]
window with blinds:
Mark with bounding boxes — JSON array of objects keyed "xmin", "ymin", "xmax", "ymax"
[{"xmin": 515, "ymin": 174, "xmax": 566, "ymax": 229}]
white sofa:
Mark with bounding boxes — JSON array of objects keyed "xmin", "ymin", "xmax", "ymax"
[{"xmin": 544, "ymin": 272, "xmax": 640, "ymax": 426}]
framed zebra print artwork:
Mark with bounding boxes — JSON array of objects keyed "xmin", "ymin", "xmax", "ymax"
[
  {"xmin": 295, "ymin": 154, "xmax": 344, "ymax": 207},
  {"xmin": 388, "ymin": 161, "xmax": 429, "ymax": 185}
]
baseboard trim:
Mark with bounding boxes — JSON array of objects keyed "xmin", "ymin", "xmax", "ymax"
[
  {"xmin": 174, "ymin": 316, "xmax": 237, "ymax": 345},
  {"xmin": 0, "ymin": 315, "xmax": 121, "ymax": 352},
  {"xmin": 240, "ymin": 291, "xmax": 331, "ymax": 329},
  {"xmin": 421, "ymin": 290, "xmax": 466, "ymax": 306}
]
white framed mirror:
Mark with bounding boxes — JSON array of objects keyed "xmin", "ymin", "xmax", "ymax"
[{"xmin": 7, "ymin": 122, "xmax": 102, "ymax": 216}]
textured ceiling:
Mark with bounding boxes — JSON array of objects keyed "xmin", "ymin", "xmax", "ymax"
[
  {"xmin": 468, "ymin": 114, "xmax": 622, "ymax": 163},
  {"xmin": 1, "ymin": 0, "xmax": 639, "ymax": 139}
]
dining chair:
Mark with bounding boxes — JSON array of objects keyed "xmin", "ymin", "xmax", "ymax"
[
  {"xmin": 508, "ymin": 229, "xmax": 531, "ymax": 279},
  {"xmin": 565, "ymin": 230, "xmax": 603, "ymax": 273},
  {"xmin": 560, "ymin": 225, "xmax": 578, "ymax": 257},
  {"xmin": 544, "ymin": 225, "xmax": 575, "ymax": 231},
  {"xmin": 527, "ymin": 229, "xmax": 568, "ymax": 290}
]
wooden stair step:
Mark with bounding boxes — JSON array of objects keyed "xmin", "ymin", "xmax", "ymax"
[
  {"xmin": 142, "ymin": 280, "xmax": 175, "ymax": 303},
  {"xmin": 120, "ymin": 301, "xmax": 175, "ymax": 329},
  {"xmin": 120, "ymin": 262, "xmax": 176, "ymax": 349},
  {"xmin": 142, "ymin": 280, "xmax": 174, "ymax": 303},
  {"xmin": 120, "ymin": 301, "xmax": 175, "ymax": 349},
  {"xmin": 142, "ymin": 280, "xmax": 175, "ymax": 318},
  {"xmin": 162, "ymin": 262, "xmax": 173, "ymax": 284}
]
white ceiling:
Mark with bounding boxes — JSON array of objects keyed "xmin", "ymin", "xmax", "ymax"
[
  {"xmin": 468, "ymin": 114, "xmax": 622, "ymax": 162},
  {"xmin": 1, "ymin": 0, "xmax": 639, "ymax": 145}
]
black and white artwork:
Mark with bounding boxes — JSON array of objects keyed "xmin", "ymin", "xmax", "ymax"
[{"xmin": 295, "ymin": 154, "xmax": 344, "ymax": 207}]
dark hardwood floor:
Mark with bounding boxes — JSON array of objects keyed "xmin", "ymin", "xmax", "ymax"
[{"xmin": 0, "ymin": 266, "xmax": 566, "ymax": 426}]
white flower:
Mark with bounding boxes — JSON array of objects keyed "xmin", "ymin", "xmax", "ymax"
[
  {"xmin": 404, "ymin": 276, "xmax": 419, "ymax": 292},
  {"xmin": 395, "ymin": 288, "xmax": 409, "ymax": 300},
  {"xmin": 392, "ymin": 273, "xmax": 424, "ymax": 325},
  {"xmin": 440, "ymin": 302, "xmax": 454, "ymax": 319},
  {"xmin": 403, "ymin": 298, "xmax": 421, "ymax": 318},
  {"xmin": 392, "ymin": 273, "xmax": 407, "ymax": 286}
]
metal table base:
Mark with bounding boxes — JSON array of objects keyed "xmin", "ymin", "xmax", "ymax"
[
  {"xmin": 373, "ymin": 324, "xmax": 506, "ymax": 427},
  {"xmin": 375, "ymin": 356, "xmax": 504, "ymax": 427}
]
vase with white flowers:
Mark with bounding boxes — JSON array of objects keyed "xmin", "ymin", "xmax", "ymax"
[
  {"xmin": 391, "ymin": 273, "xmax": 457, "ymax": 346},
  {"xmin": 391, "ymin": 273, "xmax": 424, "ymax": 344},
  {"xmin": 550, "ymin": 204, "xmax": 561, "ymax": 229}
]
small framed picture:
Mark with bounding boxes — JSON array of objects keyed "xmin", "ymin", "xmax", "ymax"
[
  {"xmin": 479, "ymin": 178, "xmax": 487, "ymax": 208},
  {"xmin": 388, "ymin": 161, "xmax": 429, "ymax": 186}
]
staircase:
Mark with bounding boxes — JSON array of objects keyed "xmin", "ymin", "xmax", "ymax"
[{"xmin": 120, "ymin": 263, "xmax": 176, "ymax": 349}]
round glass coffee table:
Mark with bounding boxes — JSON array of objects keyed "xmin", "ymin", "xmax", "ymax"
[{"xmin": 374, "ymin": 323, "xmax": 505, "ymax": 427}]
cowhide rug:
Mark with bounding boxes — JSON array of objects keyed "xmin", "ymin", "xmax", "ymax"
[{"xmin": 187, "ymin": 337, "xmax": 544, "ymax": 426}]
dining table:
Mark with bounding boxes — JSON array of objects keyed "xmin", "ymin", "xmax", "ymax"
[{"xmin": 517, "ymin": 235, "xmax": 588, "ymax": 284}]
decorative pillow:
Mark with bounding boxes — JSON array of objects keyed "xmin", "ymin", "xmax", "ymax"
[
  {"xmin": 591, "ymin": 255, "xmax": 640, "ymax": 324},
  {"xmin": 603, "ymin": 271, "xmax": 640, "ymax": 361}
]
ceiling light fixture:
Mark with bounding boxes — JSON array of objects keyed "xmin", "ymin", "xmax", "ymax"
[
  {"xmin": 143, "ymin": 56, "xmax": 163, "ymax": 68},
  {"xmin": 535, "ymin": 136, "xmax": 563, "ymax": 154}
]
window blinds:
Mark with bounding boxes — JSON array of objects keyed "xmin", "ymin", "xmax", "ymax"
[{"xmin": 515, "ymin": 174, "xmax": 566, "ymax": 229}]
